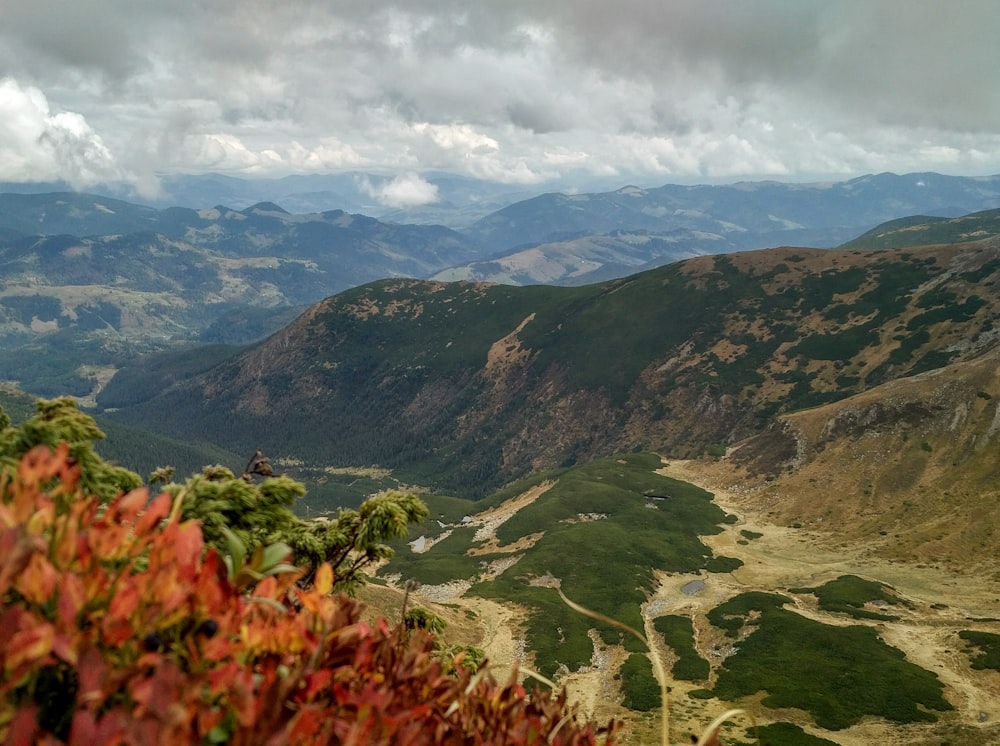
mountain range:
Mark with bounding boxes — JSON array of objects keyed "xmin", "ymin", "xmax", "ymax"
[
  {"xmin": 98, "ymin": 236, "xmax": 1000, "ymax": 497},
  {"xmin": 4, "ymin": 171, "xmax": 1000, "ymax": 743},
  {"xmin": 5, "ymin": 171, "xmax": 1000, "ymax": 399}
]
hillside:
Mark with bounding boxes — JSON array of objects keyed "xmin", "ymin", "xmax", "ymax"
[
  {"xmin": 840, "ymin": 207, "xmax": 1000, "ymax": 251},
  {"xmin": 465, "ymin": 172, "xmax": 1000, "ymax": 252},
  {"xmin": 684, "ymin": 341, "xmax": 1000, "ymax": 569},
  {"xmin": 6, "ymin": 174, "xmax": 1000, "ymax": 397},
  {"xmin": 101, "ymin": 238, "xmax": 1000, "ymax": 498},
  {"xmin": 0, "ymin": 195, "xmax": 479, "ymax": 395},
  {"xmin": 430, "ymin": 229, "xmax": 729, "ymax": 286}
]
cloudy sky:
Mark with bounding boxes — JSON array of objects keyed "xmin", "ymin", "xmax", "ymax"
[{"xmin": 2, "ymin": 0, "xmax": 999, "ymax": 198}]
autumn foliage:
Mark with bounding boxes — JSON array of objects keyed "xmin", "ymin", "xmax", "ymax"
[{"xmin": 1, "ymin": 444, "xmax": 619, "ymax": 745}]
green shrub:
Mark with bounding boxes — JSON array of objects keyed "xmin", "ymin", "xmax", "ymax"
[
  {"xmin": 959, "ymin": 630, "xmax": 1000, "ymax": 671},
  {"xmin": 749, "ymin": 722, "xmax": 839, "ymax": 745},
  {"xmin": 705, "ymin": 443, "xmax": 727, "ymax": 458},
  {"xmin": 653, "ymin": 615, "xmax": 710, "ymax": 681},
  {"xmin": 619, "ymin": 654, "xmax": 660, "ymax": 711},
  {"xmin": 708, "ymin": 593, "xmax": 952, "ymax": 730},
  {"xmin": 792, "ymin": 574, "xmax": 907, "ymax": 621}
]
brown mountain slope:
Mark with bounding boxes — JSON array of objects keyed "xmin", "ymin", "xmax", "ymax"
[
  {"xmin": 678, "ymin": 345, "xmax": 1000, "ymax": 569},
  {"xmin": 104, "ymin": 239, "xmax": 1000, "ymax": 498}
]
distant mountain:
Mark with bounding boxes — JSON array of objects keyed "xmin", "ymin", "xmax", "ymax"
[
  {"xmin": 465, "ymin": 172, "xmax": 1000, "ymax": 253},
  {"xmin": 431, "ymin": 229, "xmax": 733, "ymax": 286},
  {"xmin": 0, "ymin": 172, "xmax": 553, "ymax": 228},
  {"xmin": 839, "ymin": 206, "xmax": 1000, "ymax": 250},
  {"xmin": 0, "ymin": 196, "xmax": 479, "ymax": 317},
  {"xmin": 101, "ymin": 238, "xmax": 1000, "ymax": 496},
  {"xmin": 0, "ymin": 192, "xmax": 161, "ymax": 237},
  {"xmin": 0, "ymin": 194, "xmax": 480, "ymax": 395}
]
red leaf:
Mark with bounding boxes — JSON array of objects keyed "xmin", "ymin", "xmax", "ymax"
[
  {"xmin": 135, "ymin": 491, "xmax": 171, "ymax": 536},
  {"xmin": 4, "ymin": 705, "xmax": 41, "ymax": 746},
  {"xmin": 57, "ymin": 574, "xmax": 86, "ymax": 629},
  {"xmin": 172, "ymin": 521, "xmax": 204, "ymax": 571},
  {"xmin": 68, "ymin": 710, "xmax": 98, "ymax": 744},
  {"xmin": 76, "ymin": 646, "xmax": 108, "ymax": 707}
]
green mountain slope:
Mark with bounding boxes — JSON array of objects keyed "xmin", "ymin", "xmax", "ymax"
[
  {"xmin": 0, "ymin": 195, "xmax": 481, "ymax": 396},
  {"xmin": 839, "ymin": 207, "xmax": 1000, "ymax": 250},
  {"xmin": 1, "ymin": 384, "xmax": 241, "ymax": 481},
  {"xmin": 101, "ymin": 240, "xmax": 1000, "ymax": 496}
]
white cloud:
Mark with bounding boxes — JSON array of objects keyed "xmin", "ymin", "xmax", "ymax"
[
  {"xmin": 0, "ymin": 77, "xmax": 120, "ymax": 186},
  {"xmin": 287, "ymin": 139, "xmax": 365, "ymax": 171},
  {"xmin": 413, "ymin": 122, "xmax": 499, "ymax": 153},
  {"xmin": 361, "ymin": 172, "xmax": 439, "ymax": 208},
  {"xmin": 2, "ymin": 2, "xmax": 1000, "ymax": 186}
]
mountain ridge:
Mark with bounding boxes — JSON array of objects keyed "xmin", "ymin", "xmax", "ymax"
[{"xmin": 101, "ymin": 238, "xmax": 1000, "ymax": 498}]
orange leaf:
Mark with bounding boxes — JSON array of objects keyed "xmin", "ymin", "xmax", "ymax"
[
  {"xmin": 112, "ymin": 487, "xmax": 148, "ymax": 524},
  {"xmin": 6, "ymin": 622, "xmax": 55, "ymax": 670},
  {"xmin": 24, "ymin": 501, "xmax": 55, "ymax": 537},
  {"xmin": 17, "ymin": 552, "xmax": 58, "ymax": 606},
  {"xmin": 57, "ymin": 574, "xmax": 86, "ymax": 629},
  {"xmin": 54, "ymin": 512, "xmax": 81, "ymax": 568},
  {"xmin": 51, "ymin": 632, "xmax": 78, "ymax": 666},
  {"xmin": 314, "ymin": 563, "xmax": 334, "ymax": 596},
  {"xmin": 107, "ymin": 581, "xmax": 140, "ymax": 621},
  {"xmin": 0, "ymin": 531, "xmax": 40, "ymax": 599},
  {"xmin": 297, "ymin": 589, "xmax": 323, "ymax": 616}
]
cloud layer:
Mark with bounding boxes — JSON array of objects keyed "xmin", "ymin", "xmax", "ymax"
[{"xmin": 2, "ymin": 1, "xmax": 999, "ymax": 190}]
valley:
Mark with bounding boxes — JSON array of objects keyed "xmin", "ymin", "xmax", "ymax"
[{"xmin": 383, "ymin": 456, "xmax": 1000, "ymax": 745}]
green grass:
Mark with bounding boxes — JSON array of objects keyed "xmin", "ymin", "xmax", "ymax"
[
  {"xmin": 708, "ymin": 593, "xmax": 952, "ymax": 730},
  {"xmin": 381, "ymin": 526, "xmax": 484, "ymax": 586}
]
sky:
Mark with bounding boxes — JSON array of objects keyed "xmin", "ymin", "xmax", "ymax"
[{"xmin": 2, "ymin": 0, "xmax": 1000, "ymax": 203}]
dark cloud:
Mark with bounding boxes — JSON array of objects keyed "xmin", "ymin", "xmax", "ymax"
[{"xmin": 1, "ymin": 0, "xmax": 998, "ymax": 186}]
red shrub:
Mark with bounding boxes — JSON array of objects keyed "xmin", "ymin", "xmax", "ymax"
[{"xmin": 1, "ymin": 444, "xmax": 620, "ymax": 745}]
